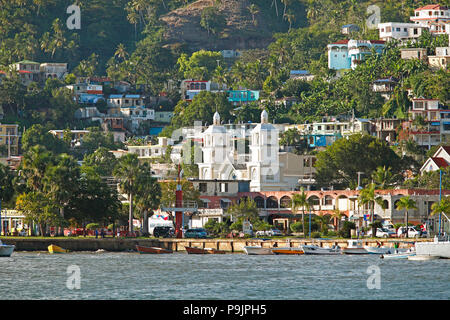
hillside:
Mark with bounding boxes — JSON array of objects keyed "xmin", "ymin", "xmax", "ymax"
[{"xmin": 160, "ymin": 0, "xmax": 307, "ymax": 51}]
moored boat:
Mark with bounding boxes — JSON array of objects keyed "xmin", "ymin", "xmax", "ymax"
[
  {"xmin": 364, "ymin": 246, "xmax": 393, "ymax": 255},
  {"xmin": 415, "ymin": 237, "xmax": 450, "ymax": 259},
  {"xmin": 342, "ymin": 240, "xmax": 368, "ymax": 254},
  {"xmin": 301, "ymin": 244, "xmax": 341, "ymax": 255},
  {"xmin": 0, "ymin": 240, "xmax": 15, "ymax": 257},
  {"xmin": 136, "ymin": 245, "xmax": 173, "ymax": 254},
  {"xmin": 243, "ymin": 246, "xmax": 274, "ymax": 255},
  {"xmin": 408, "ymin": 254, "xmax": 440, "ymax": 261},
  {"xmin": 48, "ymin": 244, "xmax": 68, "ymax": 254},
  {"xmin": 272, "ymin": 247, "xmax": 304, "ymax": 255},
  {"xmin": 185, "ymin": 246, "xmax": 226, "ymax": 254},
  {"xmin": 381, "ymin": 248, "xmax": 416, "ymax": 259}
]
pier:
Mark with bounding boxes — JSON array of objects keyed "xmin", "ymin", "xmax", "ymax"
[{"xmin": 1, "ymin": 238, "xmax": 432, "ymax": 252}]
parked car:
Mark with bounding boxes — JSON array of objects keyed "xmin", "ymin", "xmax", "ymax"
[
  {"xmin": 367, "ymin": 228, "xmax": 396, "ymax": 238},
  {"xmin": 184, "ymin": 228, "xmax": 208, "ymax": 239},
  {"xmin": 153, "ymin": 226, "xmax": 174, "ymax": 238},
  {"xmin": 397, "ymin": 226, "xmax": 421, "ymax": 238},
  {"xmin": 255, "ymin": 229, "xmax": 283, "ymax": 237}
]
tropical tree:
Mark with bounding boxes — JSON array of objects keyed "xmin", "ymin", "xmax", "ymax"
[
  {"xmin": 331, "ymin": 209, "xmax": 344, "ymax": 234},
  {"xmin": 395, "ymin": 195, "xmax": 417, "ymax": 238},
  {"xmin": 358, "ymin": 183, "xmax": 384, "ymax": 236},
  {"xmin": 371, "ymin": 166, "xmax": 399, "ymax": 189},
  {"xmin": 430, "ymin": 197, "xmax": 450, "ymax": 235},
  {"xmin": 134, "ymin": 163, "xmax": 162, "ymax": 236},
  {"xmin": 113, "ymin": 153, "xmax": 141, "ymax": 234},
  {"xmin": 292, "ymin": 188, "xmax": 311, "ymax": 238}
]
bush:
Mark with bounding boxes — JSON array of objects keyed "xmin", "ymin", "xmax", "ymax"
[
  {"xmin": 339, "ymin": 221, "xmax": 356, "ymax": 238},
  {"xmin": 311, "ymin": 232, "xmax": 321, "ymax": 238},
  {"xmin": 290, "ymin": 221, "xmax": 303, "ymax": 233}
]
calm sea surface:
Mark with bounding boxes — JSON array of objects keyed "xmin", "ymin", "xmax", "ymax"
[{"xmin": 0, "ymin": 252, "xmax": 449, "ymax": 300}]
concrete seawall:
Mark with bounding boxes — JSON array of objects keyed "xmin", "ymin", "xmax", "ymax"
[{"xmin": 1, "ymin": 238, "xmax": 432, "ymax": 252}]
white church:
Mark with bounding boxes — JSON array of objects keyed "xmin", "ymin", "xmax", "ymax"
[{"xmin": 197, "ymin": 110, "xmax": 316, "ymax": 191}]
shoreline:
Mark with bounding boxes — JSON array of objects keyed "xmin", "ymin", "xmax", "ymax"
[{"xmin": 1, "ymin": 237, "xmax": 431, "ymax": 253}]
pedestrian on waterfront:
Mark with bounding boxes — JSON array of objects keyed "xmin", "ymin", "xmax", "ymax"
[
  {"xmin": 95, "ymin": 229, "xmax": 98, "ymax": 239},
  {"xmin": 101, "ymin": 229, "xmax": 105, "ymax": 238}
]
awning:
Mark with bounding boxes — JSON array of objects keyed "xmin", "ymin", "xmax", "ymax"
[
  {"xmin": 220, "ymin": 199, "xmax": 232, "ymax": 203},
  {"xmin": 200, "ymin": 199, "xmax": 211, "ymax": 203}
]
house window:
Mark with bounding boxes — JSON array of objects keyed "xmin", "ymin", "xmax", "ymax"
[
  {"xmin": 414, "ymin": 28, "xmax": 418, "ymax": 35},
  {"xmin": 199, "ymin": 183, "xmax": 207, "ymax": 193},
  {"xmin": 386, "ymin": 26, "xmax": 391, "ymax": 32},
  {"xmin": 220, "ymin": 183, "xmax": 228, "ymax": 193},
  {"xmin": 396, "ymin": 28, "xmax": 400, "ymax": 32}
]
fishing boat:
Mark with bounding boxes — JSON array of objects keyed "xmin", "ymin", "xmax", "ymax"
[
  {"xmin": 408, "ymin": 255, "xmax": 440, "ymax": 261},
  {"xmin": 48, "ymin": 244, "xmax": 68, "ymax": 254},
  {"xmin": 185, "ymin": 246, "xmax": 226, "ymax": 254},
  {"xmin": 364, "ymin": 246, "xmax": 393, "ymax": 255},
  {"xmin": 301, "ymin": 244, "xmax": 341, "ymax": 255},
  {"xmin": 135, "ymin": 245, "xmax": 173, "ymax": 254},
  {"xmin": 272, "ymin": 247, "xmax": 304, "ymax": 255},
  {"xmin": 342, "ymin": 240, "xmax": 368, "ymax": 254},
  {"xmin": 243, "ymin": 246, "xmax": 273, "ymax": 255},
  {"xmin": 0, "ymin": 240, "xmax": 15, "ymax": 257}
]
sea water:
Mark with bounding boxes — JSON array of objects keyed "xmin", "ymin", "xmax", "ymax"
[{"xmin": 0, "ymin": 252, "xmax": 448, "ymax": 300}]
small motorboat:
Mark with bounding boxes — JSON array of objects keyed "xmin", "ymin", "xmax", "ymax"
[
  {"xmin": 185, "ymin": 246, "xmax": 226, "ymax": 254},
  {"xmin": 243, "ymin": 246, "xmax": 274, "ymax": 255},
  {"xmin": 136, "ymin": 245, "xmax": 173, "ymax": 254},
  {"xmin": 301, "ymin": 244, "xmax": 341, "ymax": 255},
  {"xmin": 48, "ymin": 244, "xmax": 68, "ymax": 254},
  {"xmin": 381, "ymin": 248, "xmax": 416, "ymax": 259},
  {"xmin": 0, "ymin": 240, "xmax": 15, "ymax": 257},
  {"xmin": 364, "ymin": 246, "xmax": 393, "ymax": 255},
  {"xmin": 272, "ymin": 247, "xmax": 304, "ymax": 255},
  {"xmin": 342, "ymin": 240, "xmax": 369, "ymax": 254}
]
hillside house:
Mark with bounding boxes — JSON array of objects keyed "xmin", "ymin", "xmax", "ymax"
[
  {"xmin": 420, "ymin": 145, "xmax": 450, "ymax": 174},
  {"xmin": 410, "ymin": 4, "xmax": 450, "ymax": 35}
]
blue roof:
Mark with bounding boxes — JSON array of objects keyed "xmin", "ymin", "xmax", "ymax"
[
  {"xmin": 149, "ymin": 127, "xmax": 164, "ymax": 135},
  {"xmin": 109, "ymin": 94, "xmax": 123, "ymax": 99},
  {"xmin": 125, "ymin": 94, "xmax": 141, "ymax": 99},
  {"xmin": 342, "ymin": 24, "xmax": 359, "ymax": 28},
  {"xmin": 290, "ymin": 70, "xmax": 309, "ymax": 75}
]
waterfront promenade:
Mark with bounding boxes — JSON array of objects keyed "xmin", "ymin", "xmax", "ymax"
[{"xmin": 0, "ymin": 237, "xmax": 430, "ymax": 252}]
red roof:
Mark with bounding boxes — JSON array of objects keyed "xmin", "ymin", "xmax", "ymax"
[
  {"xmin": 331, "ymin": 39, "xmax": 349, "ymax": 45},
  {"xmin": 18, "ymin": 70, "xmax": 32, "ymax": 74},
  {"xmin": 370, "ymin": 40, "xmax": 386, "ymax": 44},
  {"xmin": 442, "ymin": 146, "xmax": 450, "ymax": 154},
  {"xmin": 431, "ymin": 157, "xmax": 449, "ymax": 168},
  {"xmin": 415, "ymin": 4, "xmax": 448, "ymax": 11}
]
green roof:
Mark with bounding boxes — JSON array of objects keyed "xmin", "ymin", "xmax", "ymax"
[{"xmin": 15, "ymin": 60, "xmax": 40, "ymax": 65}]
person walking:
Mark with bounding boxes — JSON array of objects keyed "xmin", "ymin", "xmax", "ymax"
[{"xmin": 95, "ymin": 229, "xmax": 98, "ymax": 239}]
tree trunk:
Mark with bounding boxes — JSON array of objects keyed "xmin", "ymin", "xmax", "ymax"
[
  {"xmin": 302, "ymin": 208, "xmax": 305, "ymax": 238},
  {"xmin": 405, "ymin": 210, "xmax": 409, "ymax": 238},
  {"xmin": 129, "ymin": 192, "xmax": 133, "ymax": 235},
  {"xmin": 143, "ymin": 210, "xmax": 149, "ymax": 236}
]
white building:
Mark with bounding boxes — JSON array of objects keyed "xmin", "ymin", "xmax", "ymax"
[
  {"xmin": 420, "ymin": 145, "xmax": 450, "ymax": 174},
  {"xmin": 410, "ymin": 4, "xmax": 450, "ymax": 35},
  {"xmin": 378, "ymin": 22, "xmax": 428, "ymax": 41},
  {"xmin": 40, "ymin": 63, "xmax": 67, "ymax": 80}
]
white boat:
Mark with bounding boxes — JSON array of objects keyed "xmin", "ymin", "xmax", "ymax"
[
  {"xmin": 301, "ymin": 244, "xmax": 341, "ymax": 255},
  {"xmin": 381, "ymin": 248, "xmax": 416, "ymax": 259},
  {"xmin": 408, "ymin": 255, "xmax": 440, "ymax": 261},
  {"xmin": 342, "ymin": 240, "xmax": 368, "ymax": 254},
  {"xmin": 415, "ymin": 237, "xmax": 450, "ymax": 259},
  {"xmin": 0, "ymin": 240, "xmax": 15, "ymax": 257},
  {"xmin": 243, "ymin": 246, "xmax": 273, "ymax": 255},
  {"xmin": 364, "ymin": 246, "xmax": 394, "ymax": 255}
]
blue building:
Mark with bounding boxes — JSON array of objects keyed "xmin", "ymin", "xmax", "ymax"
[
  {"xmin": 227, "ymin": 90, "xmax": 259, "ymax": 106},
  {"xmin": 328, "ymin": 39, "xmax": 385, "ymax": 71}
]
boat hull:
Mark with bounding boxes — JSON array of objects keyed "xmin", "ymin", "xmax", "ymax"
[
  {"xmin": 48, "ymin": 244, "xmax": 67, "ymax": 254},
  {"xmin": 0, "ymin": 245, "xmax": 15, "ymax": 257},
  {"xmin": 364, "ymin": 246, "xmax": 393, "ymax": 255},
  {"xmin": 342, "ymin": 248, "xmax": 368, "ymax": 254},
  {"xmin": 381, "ymin": 252, "xmax": 416, "ymax": 259},
  {"xmin": 272, "ymin": 247, "xmax": 304, "ymax": 255},
  {"xmin": 415, "ymin": 241, "xmax": 450, "ymax": 258},
  {"xmin": 136, "ymin": 245, "xmax": 173, "ymax": 254},
  {"xmin": 185, "ymin": 246, "xmax": 226, "ymax": 254},
  {"xmin": 301, "ymin": 245, "xmax": 341, "ymax": 255},
  {"xmin": 243, "ymin": 246, "xmax": 273, "ymax": 255}
]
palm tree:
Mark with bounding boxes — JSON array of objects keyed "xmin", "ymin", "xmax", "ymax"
[
  {"xmin": 358, "ymin": 183, "xmax": 384, "ymax": 235},
  {"xmin": 430, "ymin": 198, "xmax": 450, "ymax": 235},
  {"xmin": 331, "ymin": 209, "xmax": 344, "ymax": 233},
  {"xmin": 395, "ymin": 195, "xmax": 417, "ymax": 238},
  {"xmin": 371, "ymin": 166, "xmax": 399, "ymax": 189},
  {"xmin": 114, "ymin": 43, "xmax": 129, "ymax": 62},
  {"xmin": 247, "ymin": 4, "xmax": 259, "ymax": 26},
  {"xmin": 292, "ymin": 188, "xmax": 311, "ymax": 238},
  {"xmin": 113, "ymin": 153, "xmax": 141, "ymax": 235}
]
